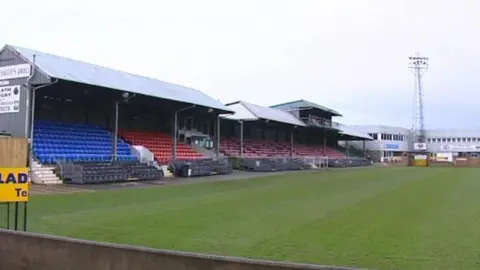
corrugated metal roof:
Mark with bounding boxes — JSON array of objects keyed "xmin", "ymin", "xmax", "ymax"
[
  {"xmin": 338, "ymin": 124, "xmax": 373, "ymax": 140},
  {"xmin": 222, "ymin": 102, "xmax": 258, "ymax": 121},
  {"xmin": 6, "ymin": 45, "xmax": 233, "ymax": 113},
  {"xmin": 270, "ymin": 99, "xmax": 342, "ymax": 116},
  {"xmin": 226, "ymin": 101, "xmax": 306, "ymax": 127}
]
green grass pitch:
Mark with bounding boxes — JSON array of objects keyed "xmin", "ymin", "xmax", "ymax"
[{"xmin": 2, "ymin": 167, "xmax": 480, "ymax": 270}]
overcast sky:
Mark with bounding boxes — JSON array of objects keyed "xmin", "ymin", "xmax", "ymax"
[{"xmin": 2, "ymin": 0, "xmax": 478, "ymax": 129}]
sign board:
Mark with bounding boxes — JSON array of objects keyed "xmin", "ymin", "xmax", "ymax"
[
  {"xmin": 413, "ymin": 143, "xmax": 427, "ymax": 151},
  {"xmin": 0, "ymin": 64, "xmax": 31, "ymax": 81},
  {"xmin": 0, "ymin": 85, "xmax": 21, "ymax": 114},
  {"xmin": 440, "ymin": 144, "xmax": 480, "ymax": 152},
  {"xmin": 0, "ymin": 80, "xmax": 9, "ymax": 86},
  {"xmin": 0, "ymin": 168, "xmax": 29, "ymax": 202},
  {"xmin": 384, "ymin": 143, "xmax": 399, "ymax": 150}
]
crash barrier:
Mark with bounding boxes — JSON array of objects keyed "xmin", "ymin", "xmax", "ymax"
[
  {"xmin": 58, "ymin": 161, "xmax": 164, "ymax": 184},
  {"xmin": 0, "ymin": 229, "xmax": 359, "ymax": 270},
  {"xmin": 325, "ymin": 158, "xmax": 372, "ymax": 168},
  {"xmin": 169, "ymin": 158, "xmax": 233, "ymax": 177},
  {"xmin": 238, "ymin": 157, "xmax": 315, "ymax": 172}
]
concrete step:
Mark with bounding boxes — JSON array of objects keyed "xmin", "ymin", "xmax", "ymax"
[
  {"xmin": 36, "ymin": 179, "xmax": 63, "ymax": 185},
  {"xmin": 31, "ymin": 161, "xmax": 62, "ymax": 185},
  {"xmin": 34, "ymin": 170, "xmax": 55, "ymax": 175},
  {"xmin": 160, "ymin": 166, "xmax": 174, "ymax": 178}
]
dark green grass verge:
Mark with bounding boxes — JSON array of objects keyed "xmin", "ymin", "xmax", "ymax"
[{"xmin": 2, "ymin": 167, "xmax": 480, "ymax": 270}]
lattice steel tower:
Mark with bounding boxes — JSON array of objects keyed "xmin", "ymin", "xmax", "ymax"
[{"xmin": 409, "ymin": 52, "xmax": 429, "ymax": 144}]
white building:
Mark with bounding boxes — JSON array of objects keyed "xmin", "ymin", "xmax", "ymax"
[
  {"xmin": 425, "ymin": 129, "xmax": 480, "ymax": 154},
  {"xmin": 348, "ymin": 125, "xmax": 411, "ymax": 161},
  {"xmin": 346, "ymin": 125, "xmax": 480, "ymax": 160}
]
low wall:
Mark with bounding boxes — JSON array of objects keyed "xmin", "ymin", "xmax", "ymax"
[{"xmin": 0, "ymin": 229, "xmax": 360, "ymax": 270}]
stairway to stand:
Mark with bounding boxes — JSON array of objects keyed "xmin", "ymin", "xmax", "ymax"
[{"xmin": 31, "ymin": 160, "xmax": 62, "ymax": 185}]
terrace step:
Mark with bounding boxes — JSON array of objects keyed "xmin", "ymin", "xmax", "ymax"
[
  {"xmin": 32, "ymin": 160, "xmax": 62, "ymax": 185},
  {"xmin": 160, "ymin": 165, "xmax": 174, "ymax": 178}
]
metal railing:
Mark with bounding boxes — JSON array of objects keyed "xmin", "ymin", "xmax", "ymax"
[{"xmin": 301, "ymin": 115, "xmax": 341, "ymax": 129}]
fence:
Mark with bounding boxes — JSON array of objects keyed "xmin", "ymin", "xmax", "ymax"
[
  {"xmin": 0, "ymin": 136, "xmax": 28, "ymax": 167},
  {"xmin": 228, "ymin": 156, "xmax": 330, "ymax": 171}
]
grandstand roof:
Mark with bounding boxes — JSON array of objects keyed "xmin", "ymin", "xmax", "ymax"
[
  {"xmin": 270, "ymin": 99, "xmax": 342, "ymax": 116},
  {"xmin": 222, "ymin": 102, "xmax": 258, "ymax": 121},
  {"xmin": 338, "ymin": 124, "xmax": 373, "ymax": 140},
  {"xmin": 5, "ymin": 45, "xmax": 233, "ymax": 113},
  {"xmin": 225, "ymin": 101, "xmax": 306, "ymax": 127}
]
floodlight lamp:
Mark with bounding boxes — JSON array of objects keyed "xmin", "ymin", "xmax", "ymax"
[
  {"xmin": 122, "ymin": 92, "xmax": 130, "ymax": 98},
  {"xmin": 208, "ymin": 108, "xmax": 213, "ymax": 113}
]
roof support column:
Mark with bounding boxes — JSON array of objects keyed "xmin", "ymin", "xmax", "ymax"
[
  {"xmin": 216, "ymin": 115, "xmax": 221, "ymax": 158},
  {"xmin": 112, "ymin": 93, "xmax": 135, "ymax": 162},
  {"xmin": 363, "ymin": 140, "xmax": 366, "ymax": 158},
  {"xmin": 172, "ymin": 112, "xmax": 178, "ymax": 160},
  {"xmin": 323, "ymin": 130, "xmax": 327, "ymax": 154},
  {"xmin": 112, "ymin": 101, "xmax": 119, "ymax": 161},
  {"xmin": 345, "ymin": 140, "xmax": 349, "ymax": 159},
  {"xmin": 239, "ymin": 120, "xmax": 244, "ymax": 157},
  {"xmin": 290, "ymin": 130, "xmax": 294, "ymax": 158}
]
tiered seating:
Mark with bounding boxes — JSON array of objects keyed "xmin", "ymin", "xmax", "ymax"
[
  {"xmin": 220, "ymin": 138, "xmax": 290, "ymax": 157},
  {"xmin": 294, "ymin": 144, "xmax": 345, "ymax": 159},
  {"xmin": 120, "ymin": 130, "xmax": 204, "ymax": 164},
  {"xmin": 220, "ymin": 137, "xmax": 346, "ymax": 158},
  {"xmin": 34, "ymin": 121, "xmax": 137, "ymax": 164}
]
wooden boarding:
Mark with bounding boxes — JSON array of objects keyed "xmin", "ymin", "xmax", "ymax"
[{"xmin": 0, "ymin": 137, "xmax": 28, "ymax": 168}]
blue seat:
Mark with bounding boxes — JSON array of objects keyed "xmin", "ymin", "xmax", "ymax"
[{"xmin": 33, "ymin": 121, "xmax": 137, "ymax": 164}]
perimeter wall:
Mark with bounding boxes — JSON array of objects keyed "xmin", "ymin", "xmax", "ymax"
[{"xmin": 0, "ymin": 229, "xmax": 358, "ymax": 270}]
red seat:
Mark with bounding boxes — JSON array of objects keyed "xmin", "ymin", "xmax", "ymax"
[{"xmin": 120, "ymin": 130, "xmax": 206, "ymax": 164}]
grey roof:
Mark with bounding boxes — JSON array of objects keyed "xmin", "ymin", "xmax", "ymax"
[
  {"xmin": 226, "ymin": 101, "xmax": 306, "ymax": 127},
  {"xmin": 338, "ymin": 124, "xmax": 373, "ymax": 140},
  {"xmin": 221, "ymin": 102, "xmax": 258, "ymax": 121},
  {"xmin": 270, "ymin": 99, "xmax": 342, "ymax": 116},
  {"xmin": 6, "ymin": 45, "xmax": 233, "ymax": 113}
]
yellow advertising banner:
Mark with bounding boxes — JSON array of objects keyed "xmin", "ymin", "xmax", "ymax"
[{"xmin": 0, "ymin": 168, "xmax": 29, "ymax": 202}]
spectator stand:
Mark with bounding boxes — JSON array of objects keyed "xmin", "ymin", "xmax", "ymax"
[
  {"xmin": 0, "ymin": 45, "xmax": 234, "ymax": 184},
  {"xmin": 271, "ymin": 99, "xmax": 374, "ymax": 159},
  {"xmin": 219, "ymin": 100, "xmax": 373, "ymax": 170}
]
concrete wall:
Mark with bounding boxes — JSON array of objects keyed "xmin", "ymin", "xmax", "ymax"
[{"xmin": 0, "ymin": 229, "xmax": 360, "ymax": 270}]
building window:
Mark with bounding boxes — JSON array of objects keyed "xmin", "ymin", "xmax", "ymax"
[
  {"xmin": 427, "ymin": 138, "xmax": 431, "ymax": 143},
  {"xmin": 447, "ymin": 138, "xmax": 451, "ymax": 143}
]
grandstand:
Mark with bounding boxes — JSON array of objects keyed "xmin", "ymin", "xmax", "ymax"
[
  {"xmin": 0, "ymin": 44, "xmax": 373, "ymax": 185},
  {"xmin": 219, "ymin": 100, "xmax": 371, "ymax": 160}
]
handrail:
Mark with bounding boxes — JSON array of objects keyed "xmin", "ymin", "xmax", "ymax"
[
  {"xmin": 168, "ymin": 160, "xmax": 176, "ymax": 173},
  {"xmin": 53, "ymin": 158, "xmax": 64, "ymax": 179},
  {"xmin": 31, "ymin": 155, "xmax": 41, "ymax": 164}
]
